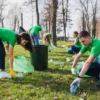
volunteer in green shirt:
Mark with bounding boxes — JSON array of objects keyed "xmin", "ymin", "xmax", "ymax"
[
  {"xmin": 0, "ymin": 28, "xmax": 33, "ymax": 78},
  {"xmin": 67, "ymin": 31, "xmax": 82, "ymax": 54},
  {"xmin": 71, "ymin": 31, "xmax": 100, "ymax": 89},
  {"xmin": 29, "ymin": 25, "xmax": 43, "ymax": 45}
]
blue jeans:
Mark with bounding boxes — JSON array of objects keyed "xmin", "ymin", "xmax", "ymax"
[
  {"xmin": 0, "ymin": 40, "xmax": 5, "ymax": 71},
  {"xmin": 80, "ymin": 62, "xmax": 100, "ymax": 79},
  {"xmin": 31, "ymin": 33, "xmax": 39, "ymax": 45},
  {"xmin": 68, "ymin": 46, "xmax": 81, "ymax": 54}
]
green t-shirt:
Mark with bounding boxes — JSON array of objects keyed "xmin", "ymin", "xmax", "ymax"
[
  {"xmin": 30, "ymin": 25, "xmax": 42, "ymax": 35},
  {"xmin": 75, "ymin": 37, "xmax": 81, "ymax": 47},
  {"xmin": 80, "ymin": 38, "xmax": 100, "ymax": 61},
  {"xmin": 0, "ymin": 28, "xmax": 17, "ymax": 47}
]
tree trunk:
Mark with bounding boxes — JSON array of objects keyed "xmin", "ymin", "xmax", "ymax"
[
  {"xmin": 62, "ymin": 0, "xmax": 66, "ymax": 41},
  {"xmin": 1, "ymin": 18, "xmax": 4, "ymax": 28},
  {"xmin": 21, "ymin": 12, "xmax": 23, "ymax": 27},
  {"xmin": 35, "ymin": 0, "xmax": 39, "ymax": 25},
  {"xmin": 82, "ymin": 13, "xmax": 85, "ymax": 30},
  {"xmin": 51, "ymin": 0, "xmax": 58, "ymax": 46}
]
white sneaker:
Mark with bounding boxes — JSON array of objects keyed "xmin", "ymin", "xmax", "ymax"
[{"xmin": 0, "ymin": 71, "xmax": 11, "ymax": 78}]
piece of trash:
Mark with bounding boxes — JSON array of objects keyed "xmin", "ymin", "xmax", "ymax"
[
  {"xmin": 66, "ymin": 58, "xmax": 70, "ymax": 62},
  {"xmin": 16, "ymin": 73, "xmax": 24, "ymax": 78},
  {"xmin": 13, "ymin": 56, "xmax": 34, "ymax": 73},
  {"xmin": 54, "ymin": 61, "xmax": 64, "ymax": 65},
  {"xmin": 48, "ymin": 59, "xmax": 53, "ymax": 63}
]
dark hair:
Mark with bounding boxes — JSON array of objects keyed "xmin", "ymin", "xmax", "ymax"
[
  {"xmin": 16, "ymin": 32, "xmax": 33, "ymax": 52},
  {"xmin": 74, "ymin": 31, "xmax": 78, "ymax": 35},
  {"xmin": 78, "ymin": 31, "xmax": 90, "ymax": 38}
]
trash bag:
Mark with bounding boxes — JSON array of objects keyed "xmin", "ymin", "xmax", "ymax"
[
  {"xmin": 13, "ymin": 56, "xmax": 34, "ymax": 73},
  {"xmin": 75, "ymin": 62, "xmax": 91, "ymax": 78},
  {"xmin": 65, "ymin": 47, "xmax": 71, "ymax": 52},
  {"xmin": 19, "ymin": 26, "xmax": 26, "ymax": 33},
  {"xmin": 39, "ymin": 39, "xmax": 43, "ymax": 45},
  {"xmin": 49, "ymin": 43, "xmax": 56, "ymax": 51}
]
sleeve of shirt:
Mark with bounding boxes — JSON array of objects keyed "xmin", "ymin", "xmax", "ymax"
[
  {"xmin": 79, "ymin": 46, "xmax": 87, "ymax": 54},
  {"xmin": 90, "ymin": 45, "xmax": 100, "ymax": 57}
]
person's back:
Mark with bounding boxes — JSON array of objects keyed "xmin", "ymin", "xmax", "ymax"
[
  {"xmin": 0, "ymin": 28, "xmax": 17, "ymax": 47},
  {"xmin": 30, "ymin": 25, "xmax": 42, "ymax": 35},
  {"xmin": 29, "ymin": 25, "xmax": 43, "ymax": 45}
]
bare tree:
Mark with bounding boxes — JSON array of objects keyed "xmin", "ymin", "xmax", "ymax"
[
  {"xmin": 62, "ymin": 0, "xmax": 70, "ymax": 41},
  {"xmin": 0, "ymin": 0, "xmax": 7, "ymax": 27},
  {"xmin": 90, "ymin": 0, "xmax": 100, "ymax": 37},
  {"xmin": 7, "ymin": 3, "xmax": 21, "ymax": 31},
  {"xmin": 51, "ymin": 0, "xmax": 58, "ymax": 46},
  {"xmin": 40, "ymin": 0, "xmax": 52, "ymax": 32},
  {"xmin": 35, "ymin": 0, "xmax": 39, "ymax": 25},
  {"xmin": 77, "ymin": 0, "xmax": 100, "ymax": 37}
]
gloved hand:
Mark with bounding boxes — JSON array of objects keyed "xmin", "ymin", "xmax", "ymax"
[
  {"xmin": 10, "ymin": 69, "xmax": 16, "ymax": 77},
  {"xmin": 13, "ymin": 53, "xmax": 16, "ymax": 58},
  {"xmin": 71, "ymin": 68, "xmax": 76, "ymax": 75},
  {"xmin": 70, "ymin": 77, "xmax": 81, "ymax": 87}
]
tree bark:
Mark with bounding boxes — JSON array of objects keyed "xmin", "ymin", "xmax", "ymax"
[
  {"xmin": 35, "ymin": 0, "xmax": 39, "ymax": 25},
  {"xmin": 51, "ymin": 0, "xmax": 58, "ymax": 46}
]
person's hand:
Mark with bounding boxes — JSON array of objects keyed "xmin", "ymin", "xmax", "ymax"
[
  {"xmin": 10, "ymin": 69, "xmax": 16, "ymax": 77},
  {"xmin": 70, "ymin": 77, "xmax": 81, "ymax": 87},
  {"xmin": 71, "ymin": 68, "xmax": 76, "ymax": 75},
  {"xmin": 66, "ymin": 44, "xmax": 70, "ymax": 47},
  {"xmin": 13, "ymin": 53, "xmax": 16, "ymax": 58}
]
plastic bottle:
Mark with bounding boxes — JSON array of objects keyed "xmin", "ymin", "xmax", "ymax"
[
  {"xmin": 66, "ymin": 58, "xmax": 70, "ymax": 62},
  {"xmin": 54, "ymin": 61, "xmax": 64, "ymax": 65},
  {"xmin": 70, "ymin": 82, "xmax": 79, "ymax": 94}
]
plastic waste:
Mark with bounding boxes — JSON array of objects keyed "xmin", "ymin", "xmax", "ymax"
[
  {"xmin": 75, "ymin": 62, "xmax": 91, "ymax": 78},
  {"xmin": 39, "ymin": 39, "xmax": 43, "ymax": 45},
  {"xmin": 54, "ymin": 61, "xmax": 64, "ymax": 65},
  {"xmin": 49, "ymin": 43, "xmax": 56, "ymax": 51},
  {"xmin": 70, "ymin": 82, "xmax": 79, "ymax": 94},
  {"xmin": 66, "ymin": 58, "xmax": 70, "ymax": 62},
  {"xmin": 65, "ymin": 47, "xmax": 71, "ymax": 52},
  {"xmin": 62, "ymin": 45, "xmax": 67, "ymax": 48},
  {"xmin": 48, "ymin": 59, "xmax": 53, "ymax": 63},
  {"xmin": 16, "ymin": 73, "xmax": 24, "ymax": 78},
  {"xmin": 13, "ymin": 56, "xmax": 34, "ymax": 73}
]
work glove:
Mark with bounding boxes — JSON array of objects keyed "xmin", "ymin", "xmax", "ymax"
[
  {"xmin": 10, "ymin": 69, "xmax": 16, "ymax": 77},
  {"xmin": 13, "ymin": 53, "xmax": 16, "ymax": 58},
  {"xmin": 71, "ymin": 68, "xmax": 76, "ymax": 75},
  {"xmin": 70, "ymin": 77, "xmax": 81, "ymax": 87}
]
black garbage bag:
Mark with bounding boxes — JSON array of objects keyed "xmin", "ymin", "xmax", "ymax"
[{"xmin": 19, "ymin": 26, "xmax": 26, "ymax": 33}]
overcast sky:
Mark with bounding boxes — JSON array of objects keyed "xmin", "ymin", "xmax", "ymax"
[{"xmin": 6, "ymin": 0, "xmax": 100, "ymax": 37}]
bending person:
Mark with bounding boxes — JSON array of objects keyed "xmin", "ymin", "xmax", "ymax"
[{"xmin": 0, "ymin": 28, "xmax": 33, "ymax": 78}]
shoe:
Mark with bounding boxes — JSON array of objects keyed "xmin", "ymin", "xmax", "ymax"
[{"xmin": 0, "ymin": 71, "xmax": 11, "ymax": 78}]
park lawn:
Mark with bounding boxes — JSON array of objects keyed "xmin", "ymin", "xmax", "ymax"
[{"xmin": 0, "ymin": 41, "xmax": 100, "ymax": 100}]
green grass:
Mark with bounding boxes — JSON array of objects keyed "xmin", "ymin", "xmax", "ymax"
[{"xmin": 1, "ymin": 41, "xmax": 100, "ymax": 100}]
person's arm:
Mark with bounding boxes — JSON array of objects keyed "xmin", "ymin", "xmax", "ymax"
[
  {"xmin": 8, "ymin": 45, "xmax": 16, "ymax": 77},
  {"xmin": 6, "ymin": 44, "xmax": 9, "ymax": 52},
  {"xmin": 67, "ymin": 38, "xmax": 77, "ymax": 47},
  {"xmin": 79, "ymin": 55, "xmax": 95, "ymax": 77},
  {"xmin": 72, "ymin": 52, "xmax": 82, "ymax": 68},
  {"xmin": 71, "ymin": 52, "xmax": 82, "ymax": 74},
  {"xmin": 8, "ymin": 45, "xmax": 13, "ymax": 69}
]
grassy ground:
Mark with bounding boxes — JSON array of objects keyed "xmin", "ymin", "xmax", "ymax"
[{"xmin": 0, "ymin": 41, "xmax": 100, "ymax": 100}]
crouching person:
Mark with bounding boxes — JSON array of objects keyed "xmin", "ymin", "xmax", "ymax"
[{"xmin": 71, "ymin": 31, "xmax": 100, "ymax": 89}]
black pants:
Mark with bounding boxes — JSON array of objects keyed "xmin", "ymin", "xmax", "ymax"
[
  {"xmin": 80, "ymin": 62, "xmax": 100, "ymax": 79},
  {"xmin": 68, "ymin": 46, "xmax": 81, "ymax": 54},
  {"xmin": 0, "ymin": 40, "xmax": 5, "ymax": 71}
]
